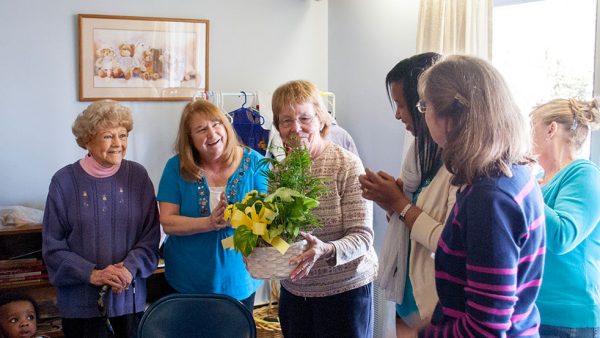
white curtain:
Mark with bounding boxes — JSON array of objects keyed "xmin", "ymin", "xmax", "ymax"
[
  {"xmin": 416, "ymin": 0, "xmax": 493, "ymax": 60},
  {"xmin": 409, "ymin": 0, "xmax": 493, "ymax": 175}
]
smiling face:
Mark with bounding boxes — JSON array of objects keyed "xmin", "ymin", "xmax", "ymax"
[
  {"xmin": 277, "ymin": 102, "xmax": 325, "ymax": 156},
  {"xmin": 189, "ymin": 113, "xmax": 228, "ymax": 163},
  {"xmin": 390, "ymin": 81, "xmax": 415, "ymax": 136},
  {"xmin": 0, "ymin": 301, "xmax": 37, "ymax": 338},
  {"xmin": 85, "ymin": 126, "xmax": 128, "ymax": 168}
]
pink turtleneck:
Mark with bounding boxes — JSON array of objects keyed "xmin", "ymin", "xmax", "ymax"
[{"xmin": 79, "ymin": 154, "xmax": 120, "ymax": 178}]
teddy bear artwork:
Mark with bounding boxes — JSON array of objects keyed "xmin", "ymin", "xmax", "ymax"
[
  {"xmin": 95, "ymin": 44, "xmax": 117, "ymax": 78},
  {"xmin": 140, "ymin": 49, "xmax": 161, "ymax": 81},
  {"xmin": 93, "ymin": 41, "xmax": 198, "ymax": 86},
  {"xmin": 112, "ymin": 43, "xmax": 139, "ymax": 80}
]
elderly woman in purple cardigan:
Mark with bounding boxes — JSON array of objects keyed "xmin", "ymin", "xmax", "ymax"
[{"xmin": 42, "ymin": 100, "xmax": 160, "ymax": 338}]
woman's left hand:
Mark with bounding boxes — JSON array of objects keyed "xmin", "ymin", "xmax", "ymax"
[
  {"xmin": 111, "ymin": 262, "xmax": 133, "ymax": 294},
  {"xmin": 210, "ymin": 192, "xmax": 228, "ymax": 230},
  {"xmin": 289, "ymin": 232, "xmax": 334, "ymax": 281},
  {"xmin": 359, "ymin": 168, "xmax": 408, "ymax": 213}
]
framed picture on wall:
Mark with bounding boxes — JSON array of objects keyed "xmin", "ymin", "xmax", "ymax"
[{"xmin": 78, "ymin": 14, "xmax": 209, "ymax": 101}]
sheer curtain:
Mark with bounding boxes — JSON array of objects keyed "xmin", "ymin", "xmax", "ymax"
[
  {"xmin": 407, "ymin": 0, "xmax": 492, "ymax": 155},
  {"xmin": 416, "ymin": 0, "xmax": 493, "ymax": 59}
]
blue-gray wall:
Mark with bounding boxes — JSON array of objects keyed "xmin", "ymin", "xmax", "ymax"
[{"xmin": 0, "ymin": 0, "xmax": 329, "ymax": 208}]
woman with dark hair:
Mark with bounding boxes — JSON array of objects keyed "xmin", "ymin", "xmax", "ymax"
[
  {"xmin": 359, "ymin": 53, "xmax": 458, "ymax": 337},
  {"xmin": 385, "ymin": 52, "xmax": 443, "ymax": 183},
  {"xmin": 157, "ymin": 100, "xmax": 266, "ymax": 312},
  {"xmin": 417, "ymin": 55, "xmax": 545, "ymax": 337}
]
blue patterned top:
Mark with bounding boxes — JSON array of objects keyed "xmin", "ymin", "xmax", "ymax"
[{"xmin": 157, "ymin": 148, "xmax": 267, "ymax": 300}]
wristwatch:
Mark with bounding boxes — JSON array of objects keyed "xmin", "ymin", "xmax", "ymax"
[{"xmin": 399, "ymin": 203, "xmax": 412, "ymax": 221}]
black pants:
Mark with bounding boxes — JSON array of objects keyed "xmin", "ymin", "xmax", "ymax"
[
  {"xmin": 62, "ymin": 313, "xmax": 142, "ymax": 338},
  {"xmin": 279, "ymin": 283, "xmax": 374, "ymax": 338}
]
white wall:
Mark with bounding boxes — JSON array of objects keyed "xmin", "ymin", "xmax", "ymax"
[
  {"xmin": 0, "ymin": 0, "xmax": 328, "ymax": 209},
  {"xmin": 329, "ymin": 0, "xmax": 419, "ymax": 250},
  {"xmin": 0, "ymin": 0, "xmax": 422, "ymax": 245}
]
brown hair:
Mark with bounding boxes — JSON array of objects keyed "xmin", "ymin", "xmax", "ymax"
[
  {"xmin": 72, "ymin": 100, "xmax": 133, "ymax": 149},
  {"xmin": 271, "ymin": 80, "xmax": 332, "ymax": 137},
  {"xmin": 175, "ymin": 100, "xmax": 241, "ymax": 181},
  {"xmin": 530, "ymin": 98, "xmax": 600, "ymax": 150},
  {"xmin": 418, "ymin": 55, "xmax": 533, "ymax": 185}
]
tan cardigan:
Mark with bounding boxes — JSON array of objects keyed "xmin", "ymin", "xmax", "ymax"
[
  {"xmin": 408, "ymin": 167, "xmax": 457, "ymax": 321},
  {"xmin": 281, "ymin": 143, "xmax": 378, "ymax": 297}
]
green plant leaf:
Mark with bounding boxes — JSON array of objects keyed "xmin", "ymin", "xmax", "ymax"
[
  {"xmin": 226, "ymin": 137, "xmax": 328, "ymax": 255},
  {"xmin": 233, "ymin": 225, "xmax": 258, "ymax": 257}
]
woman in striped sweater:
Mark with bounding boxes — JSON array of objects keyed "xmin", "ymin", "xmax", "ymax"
[{"xmin": 416, "ymin": 55, "xmax": 546, "ymax": 337}]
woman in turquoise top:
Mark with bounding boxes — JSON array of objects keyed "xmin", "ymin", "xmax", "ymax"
[
  {"xmin": 157, "ymin": 100, "xmax": 266, "ymax": 312},
  {"xmin": 531, "ymin": 98, "xmax": 600, "ymax": 337}
]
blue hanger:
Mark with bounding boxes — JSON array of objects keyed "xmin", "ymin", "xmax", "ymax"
[{"xmin": 240, "ymin": 91, "xmax": 247, "ymax": 109}]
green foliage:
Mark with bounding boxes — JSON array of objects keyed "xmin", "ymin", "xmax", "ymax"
[
  {"xmin": 233, "ymin": 225, "xmax": 257, "ymax": 257},
  {"xmin": 261, "ymin": 145, "xmax": 328, "ymax": 201},
  {"xmin": 228, "ymin": 139, "xmax": 329, "ymax": 256},
  {"xmin": 264, "ymin": 187, "xmax": 322, "ymax": 243}
]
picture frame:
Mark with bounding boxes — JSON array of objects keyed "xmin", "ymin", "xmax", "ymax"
[{"xmin": 79, "ymin": 14, "xmax": 209, "ymax": 101}]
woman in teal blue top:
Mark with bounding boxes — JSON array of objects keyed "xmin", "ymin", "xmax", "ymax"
[
  {"xmin": 531, "ymin": 98, "xmax": 600, "ymax": 337},
  {"xmin": 157, "ymin": 100, "xmax": 266, "ymax": 312}
]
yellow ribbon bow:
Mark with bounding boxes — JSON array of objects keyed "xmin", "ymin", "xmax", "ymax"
[{"xmin": 221, "ymin": 200, "xmax": 290, "ymax": 255}]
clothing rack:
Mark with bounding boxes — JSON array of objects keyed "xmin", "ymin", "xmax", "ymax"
[
  {"xmin": 193, "ymin": 91, "xmax": 256, "ymax": 101},
  {"xmin": 192, "ymin": 90, "xmax": 336, "ymax": 118},
  {"xmin": 321, "ymin": 91, "xmax": 336, "ymax": 118}
]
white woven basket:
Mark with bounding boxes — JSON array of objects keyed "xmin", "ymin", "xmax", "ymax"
[{"xmin": 246, "ymin": 240, "xmax": 308, "ymax": 280}]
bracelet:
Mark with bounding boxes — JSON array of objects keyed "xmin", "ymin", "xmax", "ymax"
[{"xmin": 399, "ymin": 203, "xmax": 412, "ymax": 221}]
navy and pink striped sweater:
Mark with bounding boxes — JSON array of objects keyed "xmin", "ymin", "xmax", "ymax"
[{"xmin": 420, "ymin": 165, "xmax": 546, "ymax": 337}]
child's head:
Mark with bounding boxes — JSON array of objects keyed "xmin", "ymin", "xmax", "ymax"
[{"xmin": 0, "ymin": 292, "xmax": 39, "ymax": 338}]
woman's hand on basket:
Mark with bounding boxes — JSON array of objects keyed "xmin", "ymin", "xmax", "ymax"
[{"xmin": 289, "ymin": 232, "xmax": 334, "ymax": 281}]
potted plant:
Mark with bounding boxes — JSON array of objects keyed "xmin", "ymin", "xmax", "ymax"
[{"xmin": 221, "ymin": 140, "xmax": 328, "ymax": 279}]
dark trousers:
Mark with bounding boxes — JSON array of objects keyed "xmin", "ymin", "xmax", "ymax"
[
  {"xmin": 540, "ymin": 324, "xmax": 600, "ymax": 338},
  {"xmin": 279, "ymin": 283, "xmax": 374, "ymax": 338},
  {"xmin": 62, "ymin": 312, "xmax": 143, "ymax": 338}
]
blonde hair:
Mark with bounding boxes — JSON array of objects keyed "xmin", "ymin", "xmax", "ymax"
[
  {"xmin": 271, "ymin": 80, "xmax": 332, "ymax": 137},
  {"xmin": 72, "ymin": 100, "xmax": 133, "ymax": 149},
  {"xmin": 175, "ymin": 100, "xmax": 241, "ymax": 181},
  {"xmin": 418, "ymin": 55, "xmax": 533, "ymax": 185},
  {"xmin": 530, "ymin": 98, "xmax": 600, "ymax": 150}
]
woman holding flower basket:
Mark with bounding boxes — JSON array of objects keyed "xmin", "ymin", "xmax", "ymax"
[
  {"xmin": 270, "ymin": 80, "xmax": 378, "ymax": 338},
  {"xmin": 156, "ymin": 100, "xmax": 266, "ymax": 312}
]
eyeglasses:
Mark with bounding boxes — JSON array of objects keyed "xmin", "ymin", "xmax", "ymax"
[
  {"xmin": 279, "ymin": 115, "xmax": 315, "ymax": 128},
  {"xmin": 416, "ymin": 100, "xmax": 427, "ymax": 114}
]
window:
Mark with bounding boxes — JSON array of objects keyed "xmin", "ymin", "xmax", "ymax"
[
  {"xmin": 493, "ymin": 0, "xmax": 598, "ymax": 160},
  {"xmin": 493, "ymin": 0, "xmax": 597, "ymax": 114}
]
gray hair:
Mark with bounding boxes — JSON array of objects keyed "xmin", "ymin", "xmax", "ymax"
[{"xmin": 72, "ymin": 100, "xmax": 133, "ymax": 149}]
